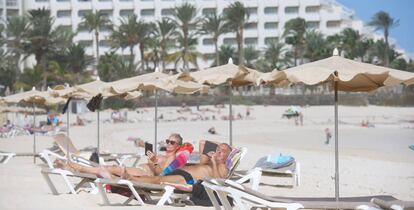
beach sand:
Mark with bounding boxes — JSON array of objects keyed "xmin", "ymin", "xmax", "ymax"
[{"xmin": 1, "ymin": 105, "xmax": 413, "ymax": 210}]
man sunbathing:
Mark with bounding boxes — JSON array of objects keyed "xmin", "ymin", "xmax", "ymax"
[
  {"xmin": 121, "ymin": 143, "xmax": 232, "ymax": 185},
  {"xmin": 55, "ymin": 133, "xmax": 184, "ymax": 178}
]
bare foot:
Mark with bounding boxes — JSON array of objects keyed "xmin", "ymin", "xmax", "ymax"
[
  {"xmin": 121, "ymin": 167, "xmax": 133, "ymax": 180},
  {"xmin": 53, "ymin": 159, "xmax": 73, "ymax": 171}
]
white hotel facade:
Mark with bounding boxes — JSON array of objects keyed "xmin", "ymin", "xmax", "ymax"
[{"xmin": 1, "ymin": 0, "xmax": 364, "ymax": 70}]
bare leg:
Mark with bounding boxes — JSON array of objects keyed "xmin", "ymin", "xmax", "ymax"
[
  {"xmin": 105, "ymin": 164, "xmax": 154, "ymax": 177},
  {"xmin": 127, "ymin": 173, "xmax": 187, "ymax": 185},
  {"xmin": 55, "ymin": 159, "xmax": 112, "ymax": 178}
]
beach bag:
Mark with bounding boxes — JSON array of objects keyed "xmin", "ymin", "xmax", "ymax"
[
  {"xmin": 189, "ymin": 180, "xmax": 233, "ymax": 207},
  {"xmin": 89, "ymin": 150, "xmax": 100, "ymax": 164},
  {"xmin": 254, "ymin": 153, "xmax": 294, "ymax": 169}
]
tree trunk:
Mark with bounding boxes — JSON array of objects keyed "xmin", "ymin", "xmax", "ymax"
[
  {"xmin": 183, "ymin": 25, "xmax": 188, "ymax": 70},
  {"xmin": 384, "ymin": 29, "xmax": 390, "ymax": 67},
  {"xmin": 140, "ymin": 43, "xmax": 145, "ymax": 72},
  {"xmin": 214, "ymin": 38, "xmax": 219, "ymax": 66},
  {"xmin": 161, "ymin": 40, "xmax": 166, "ymax": 71},
  {"xmin": 239, "ymin": 27, "xmax": 245, "ymax": 65},
  {"xmin": 129, "ymin": 45, "xmax": 135, "ymax": 72},
  {"xmin": 95, "ymin": 31, "xmax": 100, "ymax": 68}
]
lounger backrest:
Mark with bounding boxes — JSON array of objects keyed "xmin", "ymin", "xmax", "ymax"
[
  {"xmin": 226, "ymin": 147, "xmax": 247, "ymax": 179},
  {"xmin": 53, "ymin": 133, "xmax": 80, "ymax": 155}
]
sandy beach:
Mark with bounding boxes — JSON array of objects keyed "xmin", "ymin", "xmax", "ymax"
[{"xmin": 1, "ymin": 105, "xmax": 413, "ymax": 210}]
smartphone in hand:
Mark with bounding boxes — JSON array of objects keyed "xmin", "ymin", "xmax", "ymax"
[
  {"xmin": 145, "ymin": 142, "xmax": 153, "ymax": 155},
  {"xmin": 202, "ymin": 141, "xmax": 218, "ymax": 157}
]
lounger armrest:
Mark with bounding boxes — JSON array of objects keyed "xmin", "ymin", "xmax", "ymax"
[
  {"xmin": 371, "ymin": 198, "xmax": 404, "ymax": 210},
  {"xmin": 40, "ymin": 149, "xmax": 67, "ymax": 168}
]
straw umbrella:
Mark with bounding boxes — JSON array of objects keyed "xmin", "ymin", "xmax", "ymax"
[
  {"xmin": 49, "ymin": 78, "xmax": 119, "ymax": 159},
  {"xmin": 188, "ymin": 58, "xmax": 262, "ymax": 146},
  {"xmin": 3, "ymin": 87, "xmax": 66, "ymax": 163},
  {"xmin": 259, "ymin": 49, "xmax": 414, "ymax": 202},
  {"xmin": 107, "ymin": 69, "xmax": 208, "ymax": 153}
]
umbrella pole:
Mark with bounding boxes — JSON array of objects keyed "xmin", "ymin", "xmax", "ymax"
[
  {"xmin": 32, "ymin": 104, "xmax": 36, "ymax": 164},
  {"xmin": 334, "ymin": 76, "xmax": 339, "ymax": 203},
  {"xmin": 66, "ymin": 101, "xmax": 70, "ymax": 162},
  {"xmin": 154, "ymin": 89, "xmax": 158, "ymax": 154},
  {"xmin": 97, "ymin": 110, "xmax": 100, "ymax": 154},
  {"xmin": 229, "ymin": 86, "xmax": 233, "ymax": 147}
]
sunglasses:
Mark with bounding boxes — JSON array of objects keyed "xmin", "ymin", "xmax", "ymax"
[{"xmin": 165, "ymin": 139, "xmax": 178, "ymax": 145}]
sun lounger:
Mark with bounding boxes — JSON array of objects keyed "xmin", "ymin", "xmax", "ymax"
[
  {"xmin": 203, "ymin": 178, "xmax": 412, "ymax": 210},
  {"xmin": 94, "ymin": 147, "xmax": 257, "ymax": 207},
  {"xmin": 41, "ymin": 166, "xmax": 99, "ymax": 195},
  {"xmin": 52, "ymin": 133, "xmax": 143, "ymax": 166},
  {"xmin": 235, "ymin": 155, "xmax": 300, "ymax": 188},
  {"xmin": 0, "ymin": 150, "xmax": 42, "ymax": 164}
]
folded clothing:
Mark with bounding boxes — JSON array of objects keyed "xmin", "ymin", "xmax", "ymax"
[{"xmin": 254, "ymin": 153, "xmax": 295, "ymax": 169}]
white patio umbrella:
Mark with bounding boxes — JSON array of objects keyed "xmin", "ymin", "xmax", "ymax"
[
  {"xmin": 3, "ymin": 87, "xmax": 66, "ymax": 163},
  {"xmin": 259, "ymin": 49, "xmax": 414, "ymax": 202},
  {"xmin": 188, "ymin": 58, "xmax": 262, "ymax": 146},
  {"xmin": 107, "ymin": 68, "xmax": 208, "ymax": 153}
]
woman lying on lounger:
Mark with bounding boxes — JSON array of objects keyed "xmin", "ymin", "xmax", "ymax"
[{"xmin": 55, "ymin": 133, "xmax": 185, "ymax": 178}]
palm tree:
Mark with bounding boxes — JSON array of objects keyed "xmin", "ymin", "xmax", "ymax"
[
  {"xmin": 110, "ymin": 15, "xmax": 153, "ymax": 73},
  {"xmin": 340, "ymin": 28, "xmax": 363, "ymax": 59},
  {"xmin": 5, "ymin": 16, "xmax": 30, "ymax": 76},
  {"xmin": 304, "ymin": 30, "xmax": 330, "ymax": 61},
  {"xmin": 79, "ymin": 11, "xmax": 111, "ymax": 67},
  {"xmin": 368, "ymin": 11, "xmax": 399, "ymax": 67},
  {"xmin": 200, "ymin": 13, "xmax": 228, "ymax": 66},
  {"xmin": 25, "ymin": 8, "xmax": 75, "ymax": 89},
  {"xmin": 218, "ymin": 45, "xmax": 237, "ymax": 66},
  {"xmin": 224, "ymin": 1, "xmax": 249, "ymax": 65},
  {"xmin": 153, "ymin": 18, "xmax": 177, "ymax": 70},
  {"xmin": 283, "ymin": 18, "xmax": 306, "ymax": 66},
  {"xmin": 172, "ymin": 3, "xmax": 199, "ymax": 70},
  {"xmin": 98, "ymin": 52, "xmax": 136, "ymax": 82},
  {"xmin": 263, "ymin": 40, "xmax": 287, "ymax": 71},
  {"xmin": 168, "ymin": 33, "xmax": 204, "ymax": 70},
  {"xmin": 244, "ymin": 45, "xmax": 259, "ymax": 68}
]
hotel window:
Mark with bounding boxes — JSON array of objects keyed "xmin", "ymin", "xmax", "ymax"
[
  {"xmin": 78, "ymin": 40, "xmax": 93, "ymax": 47},
  {"xmin": 120, "ymin": 0, "xmax": 132, "ymax": 1},
  {"xmin": 244, "ymin": 37, "xmax": 258, "ymax": 45},
  {"xmin": 78, "ymin": 10, "xmax": 92, "ymax": 17},
  {"xmin": 285, "ymin": 6, "xmax": 299, "ymax": 14},
  {"xmin": 245, "ymin": 22, "xmax": 257, "ymax": 30},
  {"xmin": 265, "ymin": 37, "xmax": 279, "ymax": 45},
  {"xmin": 305, "ymin": 6, "xmax": 320, "ymax": 13},
  {"xmin": 78, "ymin": 0, "xmax": 91, "ymax": 2},
  {"xmin": 57, "ymin": 10, "xmax": 71, "ymax": 18},
  {"xmin": 141, "ymin": 9, "xmax": 155, "ymax": 17},
  {"xmin": 120, "ymin": 10, "xmax": 134, "ymax": 17},
  {"xmin": 326, "ymin": 20, "xmax": 341, "ymax": 28},
  {"xmin": 58, "ymin": 25, "xmax": 73, "ymax": 31},
  {"xmin": 223, "ymin": 38, "xmax": 237, "ymax": 45},
  {"xmin": 246, "ymin": 7, "xmax": 257, "ymax": 15},
  {"xmin": 100, "ymin": 10, "xmax": 113, "ymax": 18},
  {"xmin": 203, "ymin": 38, "xmax": 214, "ymax": 46},
  {"xmin": 202, "ymin": 8, "xmax": 216, "ymax": 16},
  {"xmin": 35, "ymin": 0, "xmax": 48, "ymax": 2},
  {"xmin": 99, "ymin": 40, "xmax": 111, "ymax": 48},
  {"xmin": 264, "ymin": 7, "xmax": 278, "ymax": 15},
  {"xmin": 77, "ymin": 25, "xmax": 88, "ymax": 32},
  {"xmin": 57, "ymin": 0, "xmax": 70, "ymax": 2},
  {"xmin": 98, "ymin": 0, "xmax": 111, "ymax": 2},
  {"xmin": 161, "ymin": 9, "xmax": 174, "ymax": 16},
  {"xmin": 204, "ymin": 53, "xmax": 215, "ymax": 60},
  {"xmin": 264, "ymin": 22, "xmax": 278, "ymax": 29},
  {"xmin": 306, "ymin": 21, "xmax": 319, "ymax": 29}
]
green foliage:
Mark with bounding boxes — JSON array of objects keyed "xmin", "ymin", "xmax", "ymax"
[{"xmin": 98, "ymin": 52, "xmax": 137, "ymax": 82}]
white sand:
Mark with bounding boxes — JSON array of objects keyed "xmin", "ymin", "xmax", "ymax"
[{"xmin": 1, "ymin": 105, "xmax": 413, "ymax": 210}]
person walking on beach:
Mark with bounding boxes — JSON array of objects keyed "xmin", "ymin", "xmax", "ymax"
[{"xmin": 325, "ymin": 128, "xmax": 332, "ymax": 144}]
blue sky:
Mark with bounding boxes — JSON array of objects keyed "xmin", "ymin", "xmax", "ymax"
[{"xmin": 336, "ymin": 0, "xmax": 414, "ymax": 58}]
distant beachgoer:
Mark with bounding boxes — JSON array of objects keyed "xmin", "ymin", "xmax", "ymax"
[
  {"xmin": 325, "ymin": 128, "xmax": 332, "ymax": 144},
  {"xmin": 246, "ymin": 107, "xmax": 251, "ymax": 117},
  {"xmin": 299, "ymin": 112, "xmax": 304, "ymax": 126},
  {"xmin": 208, "ymin": 127, "xmax": 217, "ymax": 135}
]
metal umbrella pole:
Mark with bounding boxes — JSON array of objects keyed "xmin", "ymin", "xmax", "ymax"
[
  {"xmin": 334, "ymin": 71, "xmax": 339, "ymax": 203},
  {"xmin": 32, "ymin": 103, "xmax": 36, "ymax": 164},
  {"xmin": 66, "ymin": 101, "xmax": 70, "ymax": 161},
  {"xmin": 154, "ymin": 89, "xmax": 158, "ymax": 154},
  {"xmin": 229, "ymin": 86, "xmax": 233, "ymax": 146},
  {"xmin": 97, "ymin": 109, "xmax": 100, "ymax": 154}
]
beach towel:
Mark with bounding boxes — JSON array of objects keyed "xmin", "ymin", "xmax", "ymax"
[
  {"xmin": 254, "ymin": 153, "xmax": 295, "ymax": 169},
  {"xmin": 160, "ymin": 143, "xmax": 194, "ymax": 176},
  {"xmin": 409, "ymin": 144, "xmax": 414, "ymax": 151}
]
